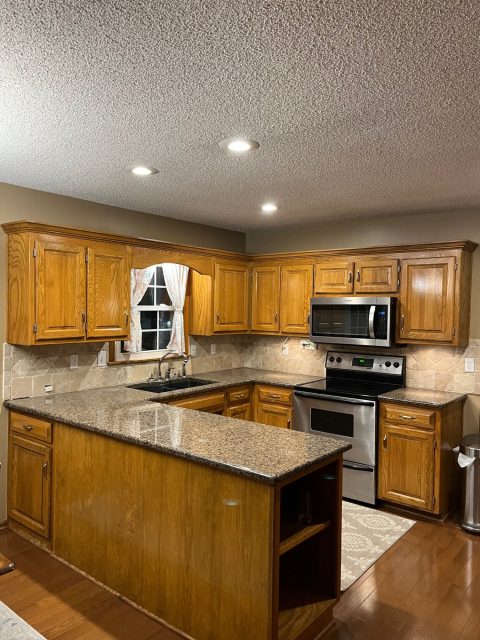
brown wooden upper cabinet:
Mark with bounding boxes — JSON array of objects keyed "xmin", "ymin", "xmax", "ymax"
[
  {"xmin": 6, "ymin": 231, "xmax": 131, "ymax": 345},
  {"xmin": 251, "ymin": 263, "xmax": 313, "ymax": 335},
  {"xmin": 189, "ymin": 260, "xmax": 249, "ymax": 335},
  {"xmin": 314, "ymin": 258, "xmax": 398, "ymax": 294},
  {"xmin": 398, "ymin": 256, "xmax": 458, "ymax": 344}
]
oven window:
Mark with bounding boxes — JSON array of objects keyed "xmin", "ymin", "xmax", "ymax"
[{"xmin": 310, "ymin": 408, "xmax": 354, "ymax": 437}]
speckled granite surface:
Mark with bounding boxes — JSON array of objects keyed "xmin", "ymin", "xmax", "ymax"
[
  {"xmin": 5, "ymin": 368, "xmax": 350, "ymax": 484},
  {"xmin": 379, "ymin": 387, "xmax": 467, "ymax": 408},
  {"xmin": 0, "ymin": 602, "xmax": 45, "ymax": 639}
]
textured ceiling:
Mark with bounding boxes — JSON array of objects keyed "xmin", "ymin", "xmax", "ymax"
[{"xmin": 1, "ymin": 1, "xmax": 480, "ymax": 231}]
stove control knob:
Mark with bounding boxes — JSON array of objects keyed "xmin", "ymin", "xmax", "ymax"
[
  {"xmin": 329, "ymin": 356, "xmax": 335, "ymax": 362},
  {"xmin": 393, "ymin": 361, "xmax": 400, "ymax": 368},
  {"xmin": 336, "ymin": 357, "xmax": 342, "ymax": 363},
  {"xmin": 385, "ymin": 361, "xmax": 391, "ymax": 367}
]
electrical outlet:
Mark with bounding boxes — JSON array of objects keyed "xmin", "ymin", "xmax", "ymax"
[
  {"xmin": 301, "ymin": 339, "xmax": 316, "ymax": 351},
  {"xmin": 210, "ymin": 344, "xmax": 216, "ymax": 355},
  {"xmin": 281, "ymin": 338, "xmax": 289, "ymax": 355},
  {"xmin": 465, "ymin": 358, "xmax": 475, "ymax": 373},
  {"xmin": 70, "ymin": 354, "xmax": 79, "ymax": 370},
  {"xmin": 44, "ymin": 384, "xmax": 53, "ymax": 393},
  {"xmin": 190, "ymin": 344, "xmax": 197, "ymax": 356},
  {"xmin": 97, "ymin": 350, "xmax": 107, "ymax": 368}
]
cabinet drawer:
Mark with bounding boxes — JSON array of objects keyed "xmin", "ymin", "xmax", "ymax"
[
  {"xmin": 381, "ymin": 403, "xmax": 436, "ymax": 429},
  {"xmin": 226, "ymin": 386, "xmax": 251, "ymax": 405},
  {"xmin": 256, "ymin": 385, "xmax": 292, "ymax": 406},
  {"xmin": 10, "ymin": 411, "xmax": 53, "ymax": 443},
  {"xmin": 170, "ymin": 392, "xmax": 225, "ymax": 413}
]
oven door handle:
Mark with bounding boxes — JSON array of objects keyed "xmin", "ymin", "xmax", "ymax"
[
  {"xmin": 368, "ymin": 305, "xmax": 376, "ymax": 339},
  {"xmin": 294, "ymin": 391, "xmax": 375, "ymax": 406},
  {"xmin": 343, "ymin": 461, "xmax": 374, "ymax": 472}
]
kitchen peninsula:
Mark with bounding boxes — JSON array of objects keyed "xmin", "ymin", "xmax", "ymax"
[{"xmin": 5, "ymin": 370, "xmax": 350, "ymax": 640}]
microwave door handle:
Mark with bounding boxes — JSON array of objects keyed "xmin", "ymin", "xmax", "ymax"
[{"xmin": 368, "ymin": 305, "xmax": 376, "ymax": 339}]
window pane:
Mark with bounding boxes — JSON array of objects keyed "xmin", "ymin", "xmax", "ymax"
[
  {"xmin": 140, "ymin": 311, "xmax": 157, "ymax": 330},
  {"xmin": 158, "ymin": 331, "xmax": 171, "ymax": 350},
  {"xmin": 138, "ymin": 287, "xmax": 154, "ymax": 306},
  {"xmin": 156, "ymin": 287, "xmax": 172, "ymax": 306},
  {"xmin": 156, "ymin": 267, "xmax": 166, "ymax": 287},
  {"xmin": 141, "ymin": 332, "xmax": 157, "ymax": 351},
  {"xmin": 159, "ymin": 311, "xmax": 173, "ymax": 330}
]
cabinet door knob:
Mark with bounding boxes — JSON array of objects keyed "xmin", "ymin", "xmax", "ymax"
[{"xmin": 383, "ymin": 435, "xmax": 388, "ymax": 449}]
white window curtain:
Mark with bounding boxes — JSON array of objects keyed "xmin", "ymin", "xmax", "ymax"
[
  {"xmin": 163, "ymin": 263, "xmax": 189, "ymax": 354},
  {"xmin": 124, "ymin": 266, "xmax": 155, "ymax": 353}
]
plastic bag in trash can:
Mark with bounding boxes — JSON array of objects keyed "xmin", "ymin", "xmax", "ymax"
[{"xmin": 453, "ymin": 446, "xmax": 476, "ymax": 468}]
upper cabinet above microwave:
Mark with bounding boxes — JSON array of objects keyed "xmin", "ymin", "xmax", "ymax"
[{"xmin": 314, "ymin": 258, "xmax": 399, "ymax": 295}]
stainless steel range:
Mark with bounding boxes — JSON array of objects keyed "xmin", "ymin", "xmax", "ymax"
[{"xmin": 293, "ymin": 351, "xmax": 405, "ymax": 505}]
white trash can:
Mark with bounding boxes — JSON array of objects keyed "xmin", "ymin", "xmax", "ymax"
[{"xmin": 460, "ymin": 433, "xmax": 480, "ymax": 533}]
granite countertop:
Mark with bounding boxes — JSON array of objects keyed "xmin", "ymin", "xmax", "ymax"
[
  {"xmin": 5, "ymin": 368, "xmax": 350, "ymax": 485},
  {"xmin": 379, "ymin": 387, "xmax": 467, "ymax": 408}
]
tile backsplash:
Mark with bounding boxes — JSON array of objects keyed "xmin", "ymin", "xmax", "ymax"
[{"xmin": 3, "ymin": 336, "xmax": 480, "ymax": 400}]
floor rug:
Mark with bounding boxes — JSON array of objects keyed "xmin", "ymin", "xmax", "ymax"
[
  {"xmin": 0, "ymin": 601, "xmax": 46, "ymax": 640},
  {"xmin": 341, "ymin": 501, "xmax": 416, "ymax": 591}
]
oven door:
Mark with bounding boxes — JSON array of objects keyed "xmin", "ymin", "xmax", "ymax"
[
  {"xmin": 294, "ymin": 391, "xmax": 378, "ymax": 504},
  {"xmin": 293, "ymin": 391, "xmax": 377, "ymax": 467}
]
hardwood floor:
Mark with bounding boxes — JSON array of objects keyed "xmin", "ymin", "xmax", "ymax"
[
  {"xmin": 1, "ymin": 521, "xmax": 479, "ymax": 640},
  {"xmin": 0, "ymin": 529, "xmax": 182, "ymax": 639},
  {"xmin": 324, "ymin": 519, "xmax": 480, "ymax": 640}
]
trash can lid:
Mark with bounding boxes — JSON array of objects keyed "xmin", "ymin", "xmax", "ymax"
[{"xmin": 460, "ymin": 433, "xmax": 480, "ymax": 458}]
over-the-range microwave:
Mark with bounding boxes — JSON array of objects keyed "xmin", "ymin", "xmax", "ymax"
[{"xmin": 309, "ymin": 296, "xmax": 397, "ymax": 347}]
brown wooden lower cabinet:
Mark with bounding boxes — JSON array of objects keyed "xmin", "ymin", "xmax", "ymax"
[
  {"xmin": 225, "ymin": 402, "xmax": 252, "ymax": 420},
  {"xmin": 378, "ymin": 400, "xmax": 464, "ymax": 516},
  {"xmin": 169, "ymin": 390, "xmax": 226, "ymax": 414},
  {"xmin": 255, "ymin": 384, "xmax": 293, "ymax": 429},
  {"xmin": 8, "ymin": 412, "xmax": 53, "ymax": 539}
]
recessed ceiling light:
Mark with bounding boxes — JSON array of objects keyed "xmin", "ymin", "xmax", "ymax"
[
  {"xmin": 219, "ymin": 137, "xmax": 260, "ymax": 153},
  {"xmin": 261, "ymin": 202, "xmax": 278, "ymax": 214},
  {"xmin": 130, "ymin": 166, "xmax": 158, "ymax": 176}
]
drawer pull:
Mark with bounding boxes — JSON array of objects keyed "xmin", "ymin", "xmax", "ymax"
[
  {"xmin": 232, "ymin": 394, "xmax": 244, "ymax": 400},
  {"xmin": 268, "ymin": 394, "xmax": 281, "ymax": 399},
  {"xmin": 400, "ymin": 414, "xmax": 414, "ymax": 420},
  {"xmin": 23, "ymin": 424, "xmax": 33, "ymax": 432}
]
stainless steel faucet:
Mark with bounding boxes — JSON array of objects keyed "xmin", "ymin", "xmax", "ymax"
[
  {"xmin": 156, "ymin": 351, "xmax": 174, "ymax": 381},
  {"xmin": 180, "ymin": 353, "xmax": 190, "ymax": 377}
]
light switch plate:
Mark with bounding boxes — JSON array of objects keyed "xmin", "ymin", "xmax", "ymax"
[
  {"xmin": 97, "ymin": 350, "xmax": 107, "ymax": 368},
  {"xmin": 210, "ymin": 344, "xmax": 216, "ymax": 355},
  {"xmin": 465, "ymin": 358, "xmax": 475, "ymax": 373},
  {"xmin": 190, "ymin": 344, "xmax": 197, "ymax": 356},
  {"xmin": 282, "ymin": 343, "xmax": 289, "ymax": 355},
  {"xmin": 70, "ymin": 354, "xmax": 79, "ymax": 370}
]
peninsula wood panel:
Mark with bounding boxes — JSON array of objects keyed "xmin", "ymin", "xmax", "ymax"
[
  {"xmin": 251, "ymin": 265, "xmax": 280, "ymax": 332},
  {"xmin": 53, "ymin": 424, "xmax": 273, "ymax": 640},
  {"xmin": 213, "ymin": 261, "xmax": 249, "ymax": 332},
  {"xmin": 353, "ymin": 258, "xmax": 398, "ymax": 293},
  {"xmin": 35, "ymin": 237, "xmax": 87, "ymax": 340},
  {"xmin": 280, "ymin": 265, "xmax": 313, "ymax": 334},
  {"xmin": 314, "ymin": 260, "xmax": 354, "ymax": 294},
  {"xmin": 87, "ymin": 243, "xmax": 130, "ymax": 338},
  {"xmin": 8, "ymin": 434, "xmax": 51, "ymax": 538},
  {"xmin": 399, "ymin": 256, "xmax": 456, "ymax": 343},
  {"xmin": 378, "ymin": 423, "xmax": 435, "ymax": 512}
]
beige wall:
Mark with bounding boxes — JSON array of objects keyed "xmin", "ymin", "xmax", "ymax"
[{"xmin": 0, "ymin": 182, "xmax": 246, "ymax": 523}]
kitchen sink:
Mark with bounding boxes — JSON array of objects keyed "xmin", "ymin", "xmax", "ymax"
[{"xmin": 128, "ymin": 377, "xmax": 215, "ymax": 393}]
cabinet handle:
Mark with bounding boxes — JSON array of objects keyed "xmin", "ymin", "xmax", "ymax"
[
  {"xmin": 383, "ymin": 435, "xmax": 388, "ymax": 449},
  {"xmin": 348, "ymin": 271, "xmax": 352, "ymax": 284},
  {"xmin": 400, "ymin": 414, "xmax": 414, "ymax": 420},
  {"xmin": 287, "ymin": 418, "xmax": 291, "ymax": 428},
  {"xmin": 400, "ymin": 315, "xmax": 405, "ymax": 331},
  {"xmin": 42, "ymin": 461, "xmax": 48, "ymax": 477},
  {"xmin": 81, "ymin": 311, "xmax": 86, "ymax": 324},
  {"xmin": 356, "ymin": 270, "xmax": 360, "ymax": 283},
  {"xmin": 23, "ymin": 424, "xmax": 33, "ymax": 432},
  {"xmin": 125, "ymin": 311, "xmax": 129, "ymax": 326},
  {"xmin": 216, "ymin": 312, "xmax": 220, "ymax": 323}
]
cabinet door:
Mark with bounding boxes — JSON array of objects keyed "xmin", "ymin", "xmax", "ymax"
[
  {"xmin": 225, "ymin": 403, "xmax": 252, "ymax": 421},
  {"xmin": 255, "ymin": 403, "xmax": 292, "ymax": 429},
  {"xmin": 399, "ymin": 257, "xmax": 456, "ymax": 342},
  {"xmin": 354, "ymin": 259, "xmax": 398, "ymax": 293},
  {"xmin": 251, "ymin": 266, "xmax": 280, "ymax": 332},
  {"xmin": 314, "ymin": 261, "xmax": 354, "ymax": 294},
  {"xmin": 280, "ymin": 265, "xmax": 313, "ymax": 334},
  {"xmin": 9, "ymin": 434, "xmax": 51, "ymax": 538},
  {"xmin": 87, "ymin": 244, "xmax": 130, "ymax": 338},
  {"xmin": 378, "ymin": 423, "xmax": 435, "ymax": 512},
  {"xmin": 214, "ymin": 262, "xmax": 249, "ymax": 332},
  {"xmin": 35, "ymin": 238, "xmax": 86, "ymax": 340}
]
